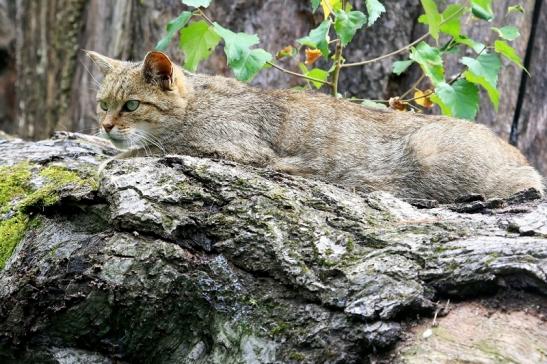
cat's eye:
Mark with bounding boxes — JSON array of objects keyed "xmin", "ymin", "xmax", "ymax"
[
  {"xmin": 99, "ymin": 101, "xmax": 108, "ymax": 111},
  {"xmin": 123, "ymin": 100, "xmax": 140, "ymax": 112}
]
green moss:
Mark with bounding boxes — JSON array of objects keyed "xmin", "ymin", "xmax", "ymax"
[
  {"xmin": 346, "ymin": 238, "xmax": 355, "ymax": 252},
  {"xmin": 0, "ymin": 162, "xmax": 97, "ymax": 269},
  {"xmin": 474, "ymin": 340, "xmax": 515, "ymax": 362},
  {"xmin": 20, "ymin": 165, "xmax": 96, "ymax": 210},
  {"xmin": 484, "ymin": 252, "xmax": 501, "ymax": 266},
  {"xmin": 269, "ymin": 321, "xmax": 289, "ymax": 336},
  {"xmin": 0, "ymin": 213, "xmax": 29, "ymax": 269},
  {"xmin": 288, "ymin": 351, "xmax": 305, "ymax": 361},
  {"xmin": 0, "ymin": 162, "xmax": 32, "ymax": 212}
]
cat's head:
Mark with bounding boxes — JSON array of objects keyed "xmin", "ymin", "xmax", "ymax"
[{"xmin": 86, "ymin": 50, "xmax": 188, "ymax": 150}]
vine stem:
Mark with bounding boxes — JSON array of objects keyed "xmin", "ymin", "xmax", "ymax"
[
  {"xmin": 341, "ymin": 33, "xmax": 429, "ymax": 68},
  {"xmin": 267, "ymin": 62, "xmax": 333, "ymax": 86},
  {"xmin": 400, "ymin": 73, "xmax": 425, "ymax": 99},
  {"xmin": 195, "ymin": 8, "xmax": 332, "ymax": 86},
  {"xmin": 341, "ymin": 6, "xmax": 465, "ymax": 68},
  {"xmin": 331, "ymin": 40, "xmax": 343, "ymax": 96}
]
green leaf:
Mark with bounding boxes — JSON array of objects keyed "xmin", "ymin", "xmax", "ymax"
[
  {"xmin": 433, "ymin": 80, "xmax": 479, "ymax": 120},
  {"xmin": 460, "ymin": 53, "xmax": 501, "ymax": 109},
  {"xmin": 420, "ymin": 0, "xmax": 441, "ymax": 39},
  {"xmin": 297, "ymin": 20, "xmax": 331, "ymax": 57},
  {"xmin": 470, "ymin": 0, "xmax": 494, "ymax": 21},
  {"xmin": 454, "ymin": 35, "xmax": 486, "ymax": 53},
  {"xmin": 491, "ymin": 26, "xmax": 520, "ymax": 41},
  {"xmin": 494, "ymin": 40, "xmax": 529, "ymax": 75},
  {"xmin": 409, "ymin": 42, "xmax": 445, "ymax": 85},
  {"xmin": 311, "ymin": 0, "xmax": 321, "ymax": 12},
  {"xmin": 460, "ymin": 53, "xmax": 500, "ymax": 89},
  {"xmin": 306, "ymin": 68, "xmax": 329, "ymax": 89},
  {"xmin": 155, "ymin": 11, "xmax": 192, "ymax": 51},
  {"xmin": 182, "ymin": 0, "xmax": 211, "ymax": 8},
  {"xmin": 440, "ymin": 4, "xmax": 464, "ymax": 37},
  {"xmin": 213, "ymin": 23, "xmax": 273, "ymax": 82},
  {"xmin": 507, "ymin": 5, "xmax": 525, "ymax": 14},
  {"xmin": 334, "ymin": 10, "xmax": 367, "ymax": 46},
  {"xmin": 392, "ymin": 60, "xmax": 414, "ymax": 75},
  {"xmin": 361, "ymin": 99, "xmax": 388, "ymax": 110},
  {"xmin": 180, "ymin": 20, "xmax": 221, "ymax": 72},
  {"xmin": 464, "ymin": 71, "xmax": 499, "ymax": 110},
  {"xmin": 365, "ymin": 0, "xmax": 386, "ymax": 26}
]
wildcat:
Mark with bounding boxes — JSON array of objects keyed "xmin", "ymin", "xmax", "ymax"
[{"xmin": 87, "ymin": 50, "xmax": 544, "ymax": 203}]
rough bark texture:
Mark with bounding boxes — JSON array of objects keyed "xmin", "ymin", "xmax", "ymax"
[
  {"xmin": 0, "ymin": 0, "xmax": 545, "ymax": 175},
  {"xmin": 0, "ymin": 133, "xmax": 546, "ymax": 363},
  {"xmin": 514, "ymin": 0, "xmax": 547, "ymax": 179}
]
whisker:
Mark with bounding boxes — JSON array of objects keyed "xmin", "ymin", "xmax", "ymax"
[
  {"xmin": 80, "ymin": 59, "xmax": 101, "ymax": 87},
  {"xmin": 133, "ymin": 130, "xmax": 157, "ymax": 157},
  {"xmin": 136, "ymin": 129, "xmax": 166, "ymax": 154}
]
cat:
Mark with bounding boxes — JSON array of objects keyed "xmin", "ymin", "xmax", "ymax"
[{"xmin": 86, "ymin": 50, "xmax": 544, "ymax": 203}]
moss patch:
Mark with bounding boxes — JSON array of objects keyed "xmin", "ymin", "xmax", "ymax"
[
  {"xmin": 0, "ymin": 213, "xmax": 29, "ymax": 269},
  {"xmin": 0, "ymin": 162, "xmax": 97, "ymax": 269},
  {"xmin": 0, "ymin": 162, "xmax": 32, "ymax": 212}
]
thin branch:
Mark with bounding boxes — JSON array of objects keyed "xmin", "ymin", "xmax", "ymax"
[
  {"xmin": 347, "ymin": 98, "xmax": 390, "ymax": 103},
  {"xmin": 196, "ymin": 8, "xmax": 214, "ymax": 25},
  {"xmin": 196, "ymin": 8, "xmax": 331, "ymax": 87},
  {"xmin": 400, "ymin": 73, "xmax": 426, "ymax": 98},
  {"xmin": 331, "ymin": 40, "xmax": 343, "ymax": 96},
  {"xmin": 402, "ymin": 90, "xmax": 433, "ymax": 103},
  {"xmin": 342, "ymin": 33, "xmax": 429, "ymax": 68},
  {"xmin": 267, "ymin": 62, "xmax": 333, "ymax": 86},
  {"xmin": 342, "ymin": 6, "xmax": 465, "ymax": 68}
]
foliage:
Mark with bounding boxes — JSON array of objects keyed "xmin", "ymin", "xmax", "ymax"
[{"xmin": 156, "ymin": 0, "xmax": 527, "ymax": 121}]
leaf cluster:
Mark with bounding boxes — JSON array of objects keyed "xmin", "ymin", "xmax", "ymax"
[{"xmin": 156, "ymin": 0, "xmax": 528, "ymax": 121}]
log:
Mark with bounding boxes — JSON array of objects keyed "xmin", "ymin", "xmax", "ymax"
[{"xmin": 0, "ymin": 133, "xmax": 545, "ymax": 363}]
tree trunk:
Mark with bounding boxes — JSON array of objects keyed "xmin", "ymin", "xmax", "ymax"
[
  {"xmin": 0, "ymin": 133, "xmax": 546, "ymax": 363},
  {"xmin": 514, "ymin": 0, "xmax": 547, "ymax": 178}
]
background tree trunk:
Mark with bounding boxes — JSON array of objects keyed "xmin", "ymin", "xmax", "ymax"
[{"xmin": 0, "ymin": 0, "xmax": 545, "ymax": 174}]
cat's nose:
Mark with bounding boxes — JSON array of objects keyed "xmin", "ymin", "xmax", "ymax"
[{"xmin": 102, "ymin": 121, "xmax": 114, "ymax": 133}]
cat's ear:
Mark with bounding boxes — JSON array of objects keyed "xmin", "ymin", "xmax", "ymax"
[
  {"xmin": 142, "ymin": 51, "xmax": 174, "ymax": 91},
  {"xmin": 84, "ymin": 50, "xmax": 120, "ymax": 74}
]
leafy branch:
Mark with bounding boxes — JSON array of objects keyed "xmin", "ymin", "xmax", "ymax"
[{"xmin": 156, "ymin": 0, "xmax": 528, "ymax": 121}]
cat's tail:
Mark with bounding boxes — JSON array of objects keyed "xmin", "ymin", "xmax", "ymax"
[{"xmin": 485, "ymin": 165, "xmax": 545, "ymax": 199}]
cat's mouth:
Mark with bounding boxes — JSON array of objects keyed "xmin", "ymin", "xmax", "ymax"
[{"xmin": 101, "ymin": 128, "xmax": 136, "ymax": 150}]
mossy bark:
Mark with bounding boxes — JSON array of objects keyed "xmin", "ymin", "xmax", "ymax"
[{"xmin": 0, "ymin": 133, "xmax": 546, "ymax": 363}]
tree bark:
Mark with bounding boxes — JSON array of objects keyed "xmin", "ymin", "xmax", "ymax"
[
  {"xmin": 514, "ymin": 0, "xmax": 547, "ymax": 178},
  {"xmin": 0, "ymin": 133, "xmax": 546, "ymax": 363}
]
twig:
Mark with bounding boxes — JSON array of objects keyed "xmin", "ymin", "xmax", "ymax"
[
  {"xmin": 342, "ymin": 33, "xmax": 430, "ymax": 68},
  {"xmin": 401, "ymin": 73, "xmax": 426, "ymax": 98},
  {"xmin": 196, "ymin": 8, "xmax": 214, "ymax": 25},
  {"xmin": 348, "ymin": 98, "xmax": 390, "ymax": 103},
  {"xmin": 267, "ymin": 62, "xmax": 333, "ymax": 86},
  {"xmin": 432, "ymin": 302, "xmax": 441, "ymax": 327},
  {"xmin": 402, "ymin": 90, "xmax": 433, "ymax": 103},
  {"xmin": 331, "ymin": 40, "xmax": 343, "ymax": 96},
  {"xmin": 342, "ymin": 6, "xmax": 465, "ymax": 68},
  {"xmin": 196, "ymin": 8, "xmax": 332, "ymax": 87}
]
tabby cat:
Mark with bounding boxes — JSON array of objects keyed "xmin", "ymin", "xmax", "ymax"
[{"xmin": 87, "ymin": 50, "xmax": 544, "ymax": 203}]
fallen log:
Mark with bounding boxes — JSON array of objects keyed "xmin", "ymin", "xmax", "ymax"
[{"xmin": 0, "ymin": 132, "xmax": 545, "ymax": 363}]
